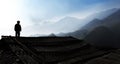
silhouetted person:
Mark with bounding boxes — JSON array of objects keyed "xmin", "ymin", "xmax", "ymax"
[{"xmin": 14, "ymin": 20, "xmax": 22, "ymax": 37}]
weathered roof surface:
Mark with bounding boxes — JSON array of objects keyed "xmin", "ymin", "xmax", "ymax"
[
  {"xmin": 85, "ymin": 49, "xmax": 120, "ymax": 64},
  {"xmin": 1, "ymin": 36, "xmax": 84, "ymax": 51},
  {"xmin": 0, "ymin": 36, "xmax": 118, "ymax": 64}
]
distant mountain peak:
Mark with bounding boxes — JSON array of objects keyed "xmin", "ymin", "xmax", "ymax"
[
  {"xmin": 88, "ymin": 8, "xmax": 119, "ymax": 20},
  {"xmin": 107, "ymin": 8, "xmax": 119, "ymax": 11}
]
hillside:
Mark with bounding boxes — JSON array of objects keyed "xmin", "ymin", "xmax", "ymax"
[{"xmin": 64, "ymin": 8, "xmax": 120, "ymax": 39}]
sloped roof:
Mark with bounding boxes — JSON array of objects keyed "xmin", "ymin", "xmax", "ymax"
[{"xmin": 0, "ymin": 36, "xmax": 116, "ymax": 64}]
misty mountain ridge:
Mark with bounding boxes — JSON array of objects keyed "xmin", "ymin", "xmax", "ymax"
[
  {"xmin": 31, "ymin": 8, "xmax": 119, "ymax": 37},
  {"xmin": 52, "ymin": 16, "xmax": 83, "ymax": 32},
  {"xmin": 88, "ymin": 8, "xmax": 119, "ymax": 20},
  {"xmin": 55, "ymin": 8, "xmax": 119, "ymax": 33},
  {"xmin": 65, "ymin": 8, "xmax": 120, "ymax": 48},
  {"xmin": 57, "ymin": 8, "xmax": 120, "ymax": 39}
]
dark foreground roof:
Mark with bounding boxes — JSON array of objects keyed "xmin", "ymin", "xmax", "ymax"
[{"xmin": 0, "ymin": 36, "xmax": 119, "ymax": 64}]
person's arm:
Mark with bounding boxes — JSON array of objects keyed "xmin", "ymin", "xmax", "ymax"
[
  {"xmin": 20, "ymin": 25, "xmax": 22, "ymax": 31},
  {"xmin": 14, "ymin": 24, "xmax": 16, "ymax": 31}
]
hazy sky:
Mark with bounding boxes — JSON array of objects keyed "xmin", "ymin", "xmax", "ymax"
[{"xmin": 0, "ymin": 0, "xmax": 120, "ymax": 37}]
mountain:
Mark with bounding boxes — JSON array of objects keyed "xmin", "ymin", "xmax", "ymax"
[
  {"xmin": 63, "ymin": 8, "xmax": 120, "ymax": 39},
  {"xmin": 87, "ymin": 8, "xmax": 119, "ymax": 20},
  {"xmin": 82, "ymin": 9, "xmax": 120, "ymax": 48},
  {"xmin": 85, "ymin": 26, "xmax": 116, "ymax": 48},
  {"xmin": 102, "ymin": 9, "xmax": 120, "ymax": 47},
  {"xmin": 52, "ymin": 16, "xmax": 84, "ymax": 32},
  {"xmin": 30, "ymin": 8, "xmax": 119, "ymax": 37},
  {"xmin": 102, "ymin": 9, "xmax": 120, "ymax": 30},
  {"xmin": 58, "ymin": 18, "xmax": 102, "ymax": 39},
  {"xmin": 31, "ymin": 8, "xmax": 120, "ymax": 48},
  {"xmin": 79, "ymin": 19, "xmax": 102, "ymax": 33},
  {"xmin": 48, "ymin": 33, "xmax": 56, "ymax": 37}
]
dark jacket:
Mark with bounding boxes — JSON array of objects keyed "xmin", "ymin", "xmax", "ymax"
[{"xmin": 14, "ymin": 24, "xmax": 21, "ymax": 32}]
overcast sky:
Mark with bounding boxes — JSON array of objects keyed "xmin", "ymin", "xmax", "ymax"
[{"xmin": 0, "ymin": 0, "xmax": 120, "ymax": 37}]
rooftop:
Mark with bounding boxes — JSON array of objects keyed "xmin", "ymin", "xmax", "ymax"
[{"xmin": 0, "ymin": 36, "xmax": 119, "ymax": 64}]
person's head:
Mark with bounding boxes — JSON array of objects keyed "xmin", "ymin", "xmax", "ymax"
[{"xmin": 17, "ymin": 20, "xmax": 20, "ymax": 24}]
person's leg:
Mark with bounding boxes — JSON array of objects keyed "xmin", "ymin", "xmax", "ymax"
[
  {"xmin": 15, "ymin": 31, "xmax": 17, "ymax": 37},
  {"xmin": 18, "ymin": 31, "xmax": 20, "ymax": 37},
  {"xmin": 16, "ymin": 31, "xmax": 19, "ymax": 37}
]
